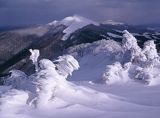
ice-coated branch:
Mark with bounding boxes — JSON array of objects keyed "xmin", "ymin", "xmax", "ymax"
[{"xmin": 29, "ymin": 49, "xmax": 40, "ymax": 72}]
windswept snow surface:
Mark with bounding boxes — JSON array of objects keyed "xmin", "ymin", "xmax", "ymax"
[
  {"xmin": 1, "ymin": 74, "xmax": 160, "ymax": 118},
  {"xmin": 48, "ymin": 15, "xmax": 99, "ymax": 41},
  {"xmin": 1, "ymin": 30, "xmax": 160, "ymax": 118}
]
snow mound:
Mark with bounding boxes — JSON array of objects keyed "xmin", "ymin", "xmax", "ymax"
[{"xmin": 48, "ymin": 15, "xmax": 99, "ymax": 41}]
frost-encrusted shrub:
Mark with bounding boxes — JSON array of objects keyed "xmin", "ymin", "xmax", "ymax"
[
  {"xmin": 3, "ymin": 50, "xmax": 80, "ymax": 107},
  {"xmin": 31, "ymin": 55, "xmax": 79, "ymax": 107},
  {"xmin": 143, "ymin": 40, "xmax": 159, "ymax": 60},
  {"xmin": 29, "ymin": 59, "xmax": 67, "ymax": 107},
  {"xmin": 30, "ymin": 54, "xmax": 79, "ymax": 107},
  {"xmin": 103, "ymin": 30, "xmax": 160, "ymax": 85},
  {"xmin": 102, "ymin": 62, "xmax": 130, "ymax": 84},
  {"xmin": 122, "ymin": 30, "xmax": 146, "ymax": 64},
  {"xmin": 29, "ymin": 49, "xmax": 40, "ymax": 72},
  {"xmin": 54, "ymin": 55, "xmax": 79, "ymax": 78}
]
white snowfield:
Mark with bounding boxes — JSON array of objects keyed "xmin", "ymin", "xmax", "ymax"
[
  {"xmin": 48, "ymin": 15, "xmax": 99, "ymax": 41},
  {"xmin": 1, "ymin": 30, "xmax": 160, "ymax": 118}
]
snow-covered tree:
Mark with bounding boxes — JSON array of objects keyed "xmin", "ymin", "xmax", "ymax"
[
  {"xmin": 29, "ymin": 59, "xmax": 66, "ymax": 107},
  {"xmin": 102, "ymin": 30, "xmax": 160, "ymax": 85},
  {"xmin": 54, "ymin": 55, "xmax": 79, "ymax": 78},
  {"xmin": 143, "ymin": 40, "xmax": 158, "ymax": 60},
  {"xmin": 102, "ymin": 62, "xmax": 130, "ymax": 84},
  {"xmin": 122, "ymin": 30, "xmax": 146, "ymax": 64},
  {"xmin": 28, "ymin": 54, "xmax": 79, "ymax": 107},
  {"xmin": 3, "ymin": 49, "xmax": 80, "ymax": 107}
]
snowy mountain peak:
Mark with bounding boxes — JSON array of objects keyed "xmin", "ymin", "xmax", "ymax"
[
  {"xmin": 102, "ymin": 20, "xmax": 124, "ymax": 25},
  {"xmin": 48, "ymin": 15, "xmax": 98, "ymax": 27},
  {"xmin": 48, "ymin": 15, "xmax": 99, "ymax": 41}
]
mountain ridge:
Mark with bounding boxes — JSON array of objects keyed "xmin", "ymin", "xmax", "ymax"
[{"xmin": 0, "ymin": 15, "xmax": 160, "ymax": 75}]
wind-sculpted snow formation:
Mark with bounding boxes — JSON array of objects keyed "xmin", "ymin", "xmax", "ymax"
[
  {"xmin": 1, "ymin": 51, "xmax": 80, "ymax": 111},
  {"xmin": 29, "ymin": 49, "xmax": 40, "ymax": 72},
  {"xmin": 103, "ymin": 30, "xmax": 160, "ymax": 85}
]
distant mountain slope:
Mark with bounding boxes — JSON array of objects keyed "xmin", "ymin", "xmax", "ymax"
[{"xmin": 0, "ymin": 15, "xmax": 160, "ymax": 74}]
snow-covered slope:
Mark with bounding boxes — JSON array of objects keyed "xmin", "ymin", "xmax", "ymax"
[
  {"xmin": 1, "ymin": 46, "xmax": 160, "ymax": 118},
  {"xmin": 48, "ymin": 15, "xmax": 99, "ymax": 40},
  {"xmin": 67, "ymin": 30, "xmax": 160, "ymax": 86},
  {"xmin": 1, "ymin": 27, "xmax": 160, "ymax": 118},
  {"xmin": 67, "ymin": 39, "xmax": 122, "ymax": 81}
]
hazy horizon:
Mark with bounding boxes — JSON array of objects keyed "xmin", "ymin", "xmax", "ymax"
[{"xmin": 0, "ymin": 0, "xmax": 160, "ymax": 27}]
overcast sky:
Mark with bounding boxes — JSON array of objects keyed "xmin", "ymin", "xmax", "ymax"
[{"xmin": 0, "ymin": 0, "xmax": 160, "ymax": 26}]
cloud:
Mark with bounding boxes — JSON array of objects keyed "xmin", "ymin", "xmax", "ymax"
[{"xmin": 0, "ymin": 0, "xmax": 159, "ymax": 26}]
